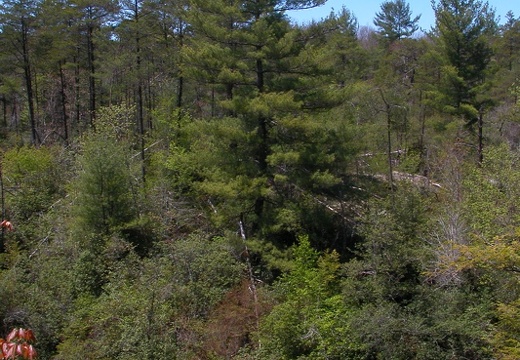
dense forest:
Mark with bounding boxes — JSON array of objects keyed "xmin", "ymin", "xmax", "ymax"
[{"xmin": 0, "ymin": 0, "xmax": 519, "ymax": 358}]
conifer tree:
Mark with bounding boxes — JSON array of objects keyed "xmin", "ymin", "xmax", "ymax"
[
  {"xmin": 374, "ymin": 0, "xmax": 421, "ymax": 43},
  {"xmin": 431, "ymin": 0, "xmax": 496, "ymax": 123},
  {"xmin": 432, "ymin": 0, "xmax": 497, "ymax": 163},
  {"xmin": 180, "ymin": 0, "xmax": 335, "ymax": 238},
  {"xmin": 0, "ymin": 0, "xmax": 40, "ymax": 145},
  {"xmin": 494, "ymin": 11, "xmax": 520, "ymax": 106},
  {"xmin": 35, "ymin": 0, "xmax": 85, "ymax": 144},
  {"xmin": 499, "ymin": 11, "xmax": 520, "ymax": 72},
  {"xmin": 69, "ymin": 0, "xmax": 119, "ymax": 127}
]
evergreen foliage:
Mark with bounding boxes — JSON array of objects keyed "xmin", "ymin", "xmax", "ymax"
[
  {"xmin": 0, "ymin": 0, "xmax": 519, "ymax": 358},
  {"xmin": 374, "ymin": 0, "xmax": 421, "ymax": 42},
  {"xmin": 431, "ymin": 0, "xmax": 497, "ymax": 124}
]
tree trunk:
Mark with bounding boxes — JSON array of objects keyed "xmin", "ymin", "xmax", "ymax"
[
  {"xmin": 176, "ymin": 22, "xmax": 184, "ymax": 110},
  {"xmin": 135, "ymin": 0, "xmax": 146, "ymax": 184},
  {"xmin": 254, "ymin": 53, "xmax": 268, "ymax": 227},
  {"xmin": 1, "ymin": 96, "xmax": 6, "ymax": 129},
  {"xmin": 386, "ymin": 105, "xmax": 394, "ymax": 189},
  {"xmin": 378, "ymin": 89, "xmax": 394, "ymax": 190},
  {"xmin": 87, "ymin": 11, "xmax": 96, "ymax": 128},
  {"xmin": 478, "ymin": 110, "xmax": 484, "ymax": 165},
  {"xmin": 59, "ymin": 61, "xmax": 69, "ymax": 145},
  {"xmin": 74, "ymin": 52, "xmax": 81, "ymax": 135},
  {"xmin": 0, "ymin": 166, "xmax": 4, "ymax": 254},
  {"xmin": 21, "ymin": 16, "xmax": 37, "ymax": 145}
]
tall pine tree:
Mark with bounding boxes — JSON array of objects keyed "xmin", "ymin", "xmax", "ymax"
[
  {"xmin": 176, "ymin": 1, "xmax": 363, "ymax": 252},
  {"xmin": 431, "ymin": 0, "xmax": 497, "ymax": 162},
  {"xmin": 374, "ymin": 0, "xmax": 421, "ymax": 43}
]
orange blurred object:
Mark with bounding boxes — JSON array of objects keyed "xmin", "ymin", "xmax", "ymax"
[
  {"xmin": 0, "ymin": 328, "xmax": 37, "ymax": 359},
  {"xmin": 0, "ymin": 220, "xmax": 13, "ymax": 231}
]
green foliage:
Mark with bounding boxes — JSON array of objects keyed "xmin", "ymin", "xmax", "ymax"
[
  {"xmin": 72, "ymin": 247, "xmax": 106, "ymax": 296},
  {"xmin": 166, "ymin": 101, "xmax": 358, "ymax": 248},
  {"xmin": 432, "ymin": 0, "xmax": 497, "ymax": 124},
  {"xmin": 374, "ymin": 0, "xmax": 421, "ymax": 42},
  {"xmin": 57, "ymin": 233, "xmax": 244, "ymax": 359},
  {"xmin": 492, "ymin": 299, "xmax": 520, "ymax": 360},
  {"xmin": 95, "ymin": 104, "xmax": 136, "ymax": 140},
  {"xmin": 164, "ymin": 234, "xmax": 245, "ymax": 318},
  {"xmin": 22, "ymin": 235, "xmax": 77, "ymax": 358},
  {"xmin": 462, "ymin": 144, "xmax": 520, "ymax": 239},
  {"xmin": 73, "ymin": 132, "xmax": 138, "ymax": 234},
  {"xmin": 179, "ymin": 0, "xmax": 364, "ymax": 248},
  {"xmin": 3, "ymin": 146, "xmax": 63, "ymax": 220},
  {"xmin": 437, "ymin": 231, "xmax": 520, "ymax": 359},
  {"xmin": 0, "ymin": 260, "xmax": 30, "ymax": 328},
  {"xmin": 337, "ymin": 184, "xmax": 499, "ymax": 359},
  {"xmin": 257, "ymin": 236, "xmax": 364, "ymax": 359},
  {"xmin": 349, "ymin": 289, "xmax": 494, "ymax": 360},
  {"xmin": 0, "ymin": 0, "xmax": 519, "ymax": 358},
  {"xmin": 166, "ymin": 116, "xmax": 262, "ymax": 227}
]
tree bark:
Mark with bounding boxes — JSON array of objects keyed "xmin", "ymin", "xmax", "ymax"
[
  {"xmin": 59, "ymin": 61, "xmax": 69, "ymax": 145},
  {"xmin": 134, "ymin": 0, "xmax": 146, "ymax": 183},
  {"xmin": 478, "ymin": 110, "xmax": 484, "ymax": 165},
  {"xmin": 21, "ymin": 16, "xmax": 37, "ymax": 145},
  {"xmin": 87, "ymin": 10, "xmax": 96, "ymax": 128}
]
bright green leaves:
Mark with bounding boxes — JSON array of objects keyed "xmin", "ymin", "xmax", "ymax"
[
  {"xmin": 454, "ymin": 235, "xmax": 520, "ymax": 278},
  {"xmin": 462, "ymin": 144, "xmax": 520, "ymax": 239},
  {"xmin": 3, "ymin": 146, "xmax": 54, "ymax": 185},
  {"xmin": 165, "ymin": 116, "xmax": 261, "ymax": 226},
  {"xmin": 68, "ymin": 105, "xmax": 162, "ymax": 255},
  {"xmin": 2, "ymin": 146, "xmax": 63, "ymax": 221},
  {"xmin": 230, "ymin": 91, "xmax": 301, "ymax": 120},
  {"xmin": 492, "ymin": 299, "xmax": 520, "ymax": 360},
  {"xmin": 258, "ymin": 236, "xmax": 364, "ymax": 359},
  {"xmin": 445, "ymin": 232, "xmax": 520, "ymax": 359}
]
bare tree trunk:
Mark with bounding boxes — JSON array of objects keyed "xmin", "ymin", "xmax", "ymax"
[
  {"xmin": 378, "ymin": 89, "xmax": 394, "ymax": 189},
  {"xmin": 87, "ymin": 11, "xmax": 96, "ymax": 128},
  {"xmin": 253, "ymin": 50, "xmax": 268, "ymax": 231},
  {"xmin": 477, "ymin": 110, "xmax": 484, "ymax": 165},
  {"xmin": 386, "ymin": 107, "xmax": 394, "ymax": 188},
  {"xmin": 176, "ymin": 21, "xmax": 184, "ymax": 110},
  {"xmin": 21, "ymin": 16, "xmax": 38, "ymax": 145},
  {"xmin": 134, "ymin": 0, "xmax": 146, "ymax": 184},
  {"xmin": 74, "ymin": 52, "xmax": 81, "ymax": 135},
  {"xmin": 1, "ymin": 96, "xmax": 6, "ymax": 128},
  {"xmin": 59, "ymin": 61, "xmax": 69, "ymax": 145},
  {"xmin": 147, "ymin": 64, "xmax": 153, "ymax": 130},
  {"xmin": 0, "ymin": 165, "xmax": 5, "ymax": 254},
  {"xmin": 239, "ymin": 216, "xmax": 260, "ymax": 345}
]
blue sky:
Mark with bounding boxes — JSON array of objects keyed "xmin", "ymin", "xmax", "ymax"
[{"xmin": 288, "ymin": 0, "xmax": 516, "ymax": 31}]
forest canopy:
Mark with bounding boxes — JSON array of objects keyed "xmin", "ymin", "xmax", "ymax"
[{"xmin": 0, "ymin": 0, "xmax": 520, "ymax": 359}]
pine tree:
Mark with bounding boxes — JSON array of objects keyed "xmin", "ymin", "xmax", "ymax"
[
  {"xmin": 180, "ymin": 0, "xmax": 332, "ymax": 238},
  {"xmin": 0, "ymin": 0, "xmax": 41, "ymax": 145},
  {"xmin": 499, "ymin": 11, "xmax": 520, "ymax": 72},
  {"xmin": 69, "ymin": 0, "xmax": 119, "ymax": 128},
  {"xmin": 431, "ymin": 0, "xmax": 496, "ymax": 123},
  {"xmin": 432, "ymin": 0, "xmax": 497, "ymax": 163},
  {"xmin": 374, "ymin": 0, "xmax": 421, "ymax": 43}
]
